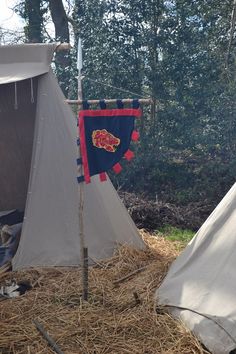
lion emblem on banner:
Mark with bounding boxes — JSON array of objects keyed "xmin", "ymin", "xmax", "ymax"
[{"xmin": 92, "ymin": 129, "xmax": 120, "ymax": 152}]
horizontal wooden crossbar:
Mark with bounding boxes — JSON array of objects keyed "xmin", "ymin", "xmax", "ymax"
[
  {"xmin": 66, "ymin": 98, "xmax": 153, "ymax": 105},
  {"xmin": 55, "ymin": 43, "xmax": 71, "ymax": 51}
]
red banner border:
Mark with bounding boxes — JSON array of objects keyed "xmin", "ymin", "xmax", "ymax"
[{"xmin": 78, "ymin": 108, "xmax": 141, "ymax": 183}]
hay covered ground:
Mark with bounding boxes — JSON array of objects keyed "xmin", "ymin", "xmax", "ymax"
[{"xmin": 0, "ymin": 231, "xmax": 209, "ymax": 354}]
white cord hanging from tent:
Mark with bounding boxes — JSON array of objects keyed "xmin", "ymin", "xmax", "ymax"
[
  {"xmin": 14, "ymin": 82, "xmax": 18, "ymax": 110},
  {"xmin": 30, "ymin": 78, "xmax": 34, "ymax": 103}
]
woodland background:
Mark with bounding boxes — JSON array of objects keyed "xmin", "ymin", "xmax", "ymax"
[{"xmin": 1, "ymin": 0, "xmax": 236, "ymax": 229}]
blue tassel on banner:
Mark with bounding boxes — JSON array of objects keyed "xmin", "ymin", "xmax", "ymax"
[
  {"xmin": 77, "ymin": 176, "xmax": 85, "ymax": 183},
  {"xmin": 132, "ymin": 99, "xmax": 140, "ymax": 109},
  {"xmin": 99, "ymin": 100, "xmax": 107, "ymax": 109},
  {"xmin": 82, "ymin": 100, "xmax": 90, "ymax": 110},
  {"xmin": 116, "ymin": 99, "xmax": 124, "ymax": 109}
]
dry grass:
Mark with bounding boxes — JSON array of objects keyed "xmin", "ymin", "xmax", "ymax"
[{"xmin": 0, "ymin": 231, "xmax": 209, "ymax": 354}]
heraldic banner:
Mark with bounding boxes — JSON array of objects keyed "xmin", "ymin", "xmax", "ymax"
[{"xmin": 77, "ymin": 103, "xmax": 141, "ymax": 184}]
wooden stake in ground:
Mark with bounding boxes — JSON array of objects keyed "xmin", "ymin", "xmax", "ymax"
[{"xmin": 33, "ymin": 320, "xmax": 65, "ymax": 354}]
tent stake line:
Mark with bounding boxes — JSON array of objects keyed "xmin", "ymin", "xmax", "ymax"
[{"xmin": 66, "ymin": 98, "xmax": 153, "ymax": 105}]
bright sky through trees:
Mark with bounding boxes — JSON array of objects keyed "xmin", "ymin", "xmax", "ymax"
[{"xmin": 0, "ymin": 0, "xmax": 23, "ymax": 30}]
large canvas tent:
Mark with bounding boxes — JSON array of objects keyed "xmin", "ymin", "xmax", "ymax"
[
  {"xmin": 156, "ymin": 182, "xmax": 236, "ymax": 354},
  {"xmin": 0, "ymin": 43, "xmax": 144, "ymax": 270}
]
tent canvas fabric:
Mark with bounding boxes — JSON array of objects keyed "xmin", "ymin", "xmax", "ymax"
[
  {"xmin": 156, "ymin": 182, "xmax": 236, "ymax": 354},
  {"xmin": 0, "ymin": 43, "xmax": 144, "ymax": 270}
]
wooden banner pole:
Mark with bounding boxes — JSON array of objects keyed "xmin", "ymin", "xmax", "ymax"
[{"xmin": 77, "ymin": 39, "xmax": 88, "ymax": 302}]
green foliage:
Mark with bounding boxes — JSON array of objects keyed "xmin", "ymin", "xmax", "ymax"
[
  {"xmin": 14, "ymin": 0, "xmax": 236, "ymax": 205},
  {"xmin": 14, "ymin": 0, "xmax": 48, "ymax": 42},
  {"xmin": 158, "ymin": 225, "xmax": 195, "ymax": 244},
  {"xmin": 107, "ymin": 0, "xmax": 236, "ymax": 204}
]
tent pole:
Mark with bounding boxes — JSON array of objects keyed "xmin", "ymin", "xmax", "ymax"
[{"xmin": 77, "ymin": 39, "xmax": 88, "ymax": 302}]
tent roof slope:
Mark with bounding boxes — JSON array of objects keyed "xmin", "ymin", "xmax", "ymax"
[
  {"xmin": 156, "ymin": 182, "xmax": 236, "ymax": 354},
  {"xmin": 0, "ymin": 43, "xmax": 58, "ymax": 84}
]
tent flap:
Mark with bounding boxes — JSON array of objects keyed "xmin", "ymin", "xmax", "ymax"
[{"xmin": 0, "ymin": 43, "xmax": 58, "ymax": 84}]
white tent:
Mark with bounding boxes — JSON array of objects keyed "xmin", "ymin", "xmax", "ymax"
[
  {"xmin": 0, "ymin": 43, "xmax": 144, "ymax": 270},
  {"xmin": 156, "ymin": 182, "xmax": 236, "ymax": 354}
]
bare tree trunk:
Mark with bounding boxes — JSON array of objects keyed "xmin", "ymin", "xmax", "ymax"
[{"xmin": 48, "ymin": 0, "xmax": 71, "ymax": 95}]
